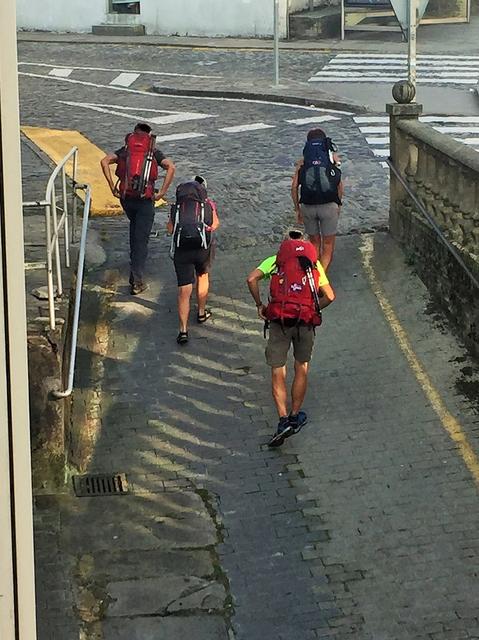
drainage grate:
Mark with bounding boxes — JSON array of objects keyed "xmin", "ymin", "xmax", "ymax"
[{"xmin": 73, "ymin": 473, "xmax": 129, "ymax": 497}]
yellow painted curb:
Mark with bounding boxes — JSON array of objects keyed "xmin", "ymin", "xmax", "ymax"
[{"xmin": 21, "ymin": 126, "xmax": 168, "ymax": 217}]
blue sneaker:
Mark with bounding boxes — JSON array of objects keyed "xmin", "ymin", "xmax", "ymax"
[
  {"xmin": 289, "ymin": 411, "xmax": 308, "ymax": 434},
  {"xmin": 268, "ymin": 416, "xmax": 293, "ymax": 448}
]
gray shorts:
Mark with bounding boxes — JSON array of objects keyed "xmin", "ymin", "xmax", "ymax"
[
  {"xmin": 301, "ymin": 202, "xmax": 339, "ymax": 237},
  {"xmin": 265, "ymin": 322, "xmax": 315, "ymax": 368}
]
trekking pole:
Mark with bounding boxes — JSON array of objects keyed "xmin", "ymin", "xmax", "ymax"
[
  {"xmin": 305, "ymin": 266, "xmax": 322, "ymax": 316},
  {"xmin": 140, "ymin": 134, "xmax": 156, "ymax": 197}
]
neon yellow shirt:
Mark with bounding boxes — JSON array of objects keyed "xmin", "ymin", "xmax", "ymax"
[{"xmin": 257, "ymin": 255, "xmax": 329, "ymax": 286}]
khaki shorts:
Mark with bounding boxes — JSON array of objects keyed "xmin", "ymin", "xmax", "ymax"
[
  {"xmin": 301, "ymin": 202, "xmax": 339, "ymax": 237},
  {"xmin": 265, "ymin": 322, "xmax": 315, "ymax": 368}
]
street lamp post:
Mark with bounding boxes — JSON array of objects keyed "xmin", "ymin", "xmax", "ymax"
[
  {"xmin": 0, "ymin": 0, "xmax": 38, "ymax": 638},
  {"xmin": 273, "ymin": 0, "xmax": 280, "ymax": 86},
  {"xmin": 408, "ymin": 0, "xmax": 418, "ymax": 89}
]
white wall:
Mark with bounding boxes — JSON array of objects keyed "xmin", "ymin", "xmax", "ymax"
[
  {"xmin": 16, "ymin": 0, "xmax": 107, "ymax": 32},
  {"xmin": 141, "ymin": 0, "xmax": 288, "ymax": 37},
  {"xmin": 16, "ymin": 0, "xmax": 289, "ymax": 37}
]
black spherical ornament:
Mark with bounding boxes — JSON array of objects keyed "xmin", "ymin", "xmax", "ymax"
[{"xmin": 392, "ymin": 80, "xmax": 416, "ymax": 104}]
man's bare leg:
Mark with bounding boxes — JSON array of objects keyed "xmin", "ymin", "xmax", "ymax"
[
  {"xmin": 308, "ymin": 233, "xmax": 322, "ymax": 261},
  {"xmin": 291, "ymin": 360, "xmax": 309, "ymax": 415},
  {"xmin": 271, "ymin": 366, "xmax": 288, "ymax": 417},
  {"xmin": 178, "ymin": 284, "xmax": 193, "ymax": 332},
  {"xmin": 321, "ymin": 235, "xmax": 336, "ymax": 272}
]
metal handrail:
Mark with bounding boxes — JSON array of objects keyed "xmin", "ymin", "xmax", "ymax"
[
  {"xmin": 387, "ymin": 157, "xmax": 479, "ymax": 290},
  {"xmin": 52, "ymin": 184, "xmax": 91, "ymax": 399},
  {"xmin": 23, "ymin": 146, "xmax": 79, "ymax": 329}
]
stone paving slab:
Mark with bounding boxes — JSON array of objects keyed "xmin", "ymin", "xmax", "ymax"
[
  {"xmin": 32, "ymin": 225, "xmax": 479, "ymax": 640},
  {"xmin": 102, "ymin": 615, "xmax": 229, "ymax": 640}
]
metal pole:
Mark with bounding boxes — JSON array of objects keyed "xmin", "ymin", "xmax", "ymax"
[
  {"xmin": 408, "ymin": 0, "xmax": 417, "ymax": 90},
  {"xmin": 0, "ymin": 0, "xmax": 38, "ymax": 638},
  {"xmin": 273, "ymin": 0, "xmax": 280, "ymax": 86},
  {"xmin": 53, "ymin": 185, "xmax": 91, "ymax": 399},
  {"xmin": 62, "ymin": 168, "xmax": 70, "ymax": 269},
  {"xmin": 71, "ymin": 150, "xmax": 78, "ymax": 243}
]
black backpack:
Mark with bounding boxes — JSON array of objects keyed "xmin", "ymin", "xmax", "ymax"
[
  {"xmin": 170, "ymin": 182, "xmax": 213, "ymax": 253},
  {"xmin": 299, "ymin": 137, "xmax": 341, "ymax": 206}
]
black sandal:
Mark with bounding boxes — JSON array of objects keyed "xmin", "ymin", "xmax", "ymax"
[
  {"xmin": 197, "ymin": 309, "xmax": 212, "ymax": 324},
  {"xmin": 176, "ymin": 331, "xmax": 189, "ymax": 345}
]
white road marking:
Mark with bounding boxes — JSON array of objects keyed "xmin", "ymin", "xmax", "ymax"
[
  {"xmin": 335, "ymin": 53, "xmax": 479, "ymax": 60},
  {"xmin": 19, "ymin": 71, "xmax": 352, "ymax": 114},
  {"xmin": 219, "ymin": 123, "xmax": 275, "ymax": 133},
  {"xmin": 59, "ymin": 100, "xmax": 216, "ymax": 126},
  {"xmin": 18, "ymin": 61, "xmax": 218, "ymax": 79},
  {"xmin": 380, "ymin": 161, "xmax": 389, "ymax": 168},
  {"xmin": 310, "ymin": 76, "xmax": 478, "ymax": 84},
  {"xmin": 365, "ymin": 136, "xmax": 390, "ymax": 145},
  {"xmin": 355, "ymin": 114, "xmax": 479, "ymax": 167},
  {"xmin": 110, "ymin": 72, "xmax": 140, "ymax": 87},
  {"xmin": 311, "ymin": 53, "xmax": 479, "ymax": 86},
  {"xmin": 358, "ymin": 126, "xmax": 389, "ymax": 134},
  {"xmin": 156, "ymin": 132, "xmax": 206, "ymax": 142},
  {"xmin": 435, "ymin": 126, "xmax": 479, "ymax": 134},
  {"xmin": 286, "ymin": 115, "xmax": 340, "ymax": 125},
  {"xmin": 48, "ymin": 67, "xmax": 73, "ymax": 78},
  {"xmin": 372, "ymin": 149, "xmax": 390, "ymax": 157}
]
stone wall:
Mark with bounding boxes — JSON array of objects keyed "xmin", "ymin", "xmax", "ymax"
[{"xmin": 388, "ymin": 103, "xmax": 479, "ymax": 357}]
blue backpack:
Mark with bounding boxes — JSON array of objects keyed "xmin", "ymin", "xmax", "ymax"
[{"xmin": 300, "ymin": 137, "xmax": 341, "ymax": 206}]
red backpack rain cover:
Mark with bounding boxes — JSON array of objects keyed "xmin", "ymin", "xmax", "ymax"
[
  {"xmin": 265, "ymin": 239, "xmax": 322, "ymax": 326},
  {"xmin": 115, "ymin": 131, "xmax": 159, "ymax": 199}
]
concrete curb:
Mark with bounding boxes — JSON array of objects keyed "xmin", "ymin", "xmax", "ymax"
[{"xmin": 149, "ymin": 84, "xmax": 368, "ymax": 114}]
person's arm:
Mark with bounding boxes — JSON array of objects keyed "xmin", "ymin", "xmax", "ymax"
[
  {"xmin": 318, "ymin": 282, "xmax": 335, "ymax": 309},
  {"xmin": 246, "ymin": 268, "xmax": 268, "ymax": 320},
  {"xmin": 291, "ymin": 160, "xmax": 303, "ymax": 225},
  {"xmin": 338, "ymin": 179, "xmax": 344, "ymax": 205},
  {"xmin": 156, "ymin": 158, "xmax": 176, "ymax": 201},
  {"xmin": 100, "ymin": 153, "xmax": 119, "ymax": 197},
  {"xmin": 208, "ymin": 200, "xmax": 220, "ymax": 232}
]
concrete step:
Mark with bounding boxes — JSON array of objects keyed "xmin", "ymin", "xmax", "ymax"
[
  {"xmin": 92, "ymin": 24, "xmax": 145, "ymax": 36},
  {"xmin": 289, "ymin": 6, "xmax": 341, "ymax": 39}
]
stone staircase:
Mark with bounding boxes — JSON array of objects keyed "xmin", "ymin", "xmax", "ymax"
[{"xmin": 289, "ymin": 5, "xmax": 341, "ymax": 39}]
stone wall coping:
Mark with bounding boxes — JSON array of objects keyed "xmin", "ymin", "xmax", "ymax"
[{"xmin": 397, "ymin": 118, "xmax": 479, "ymax": 175}]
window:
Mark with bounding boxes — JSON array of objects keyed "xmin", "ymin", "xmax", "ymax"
[{"xmin": 110, "ymin": 0, "xmax": 140, "ymax": 14}]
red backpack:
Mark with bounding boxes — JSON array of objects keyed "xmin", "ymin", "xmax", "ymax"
[
  {"xmin": 115, "ymin": 131, "xmax": 159, "ymax": 199},
  {"xmin": 265, "ymin": 239, "xmax": 322, "ymax": 327}
]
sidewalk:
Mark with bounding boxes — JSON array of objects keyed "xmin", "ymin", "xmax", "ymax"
[
  {"xmin": 34, "ymin": 212, "xmax": 479, "ymax": 639},
  {"xmin": 16, "ymin": 13, "xmax": 479, "ymax": 55}
]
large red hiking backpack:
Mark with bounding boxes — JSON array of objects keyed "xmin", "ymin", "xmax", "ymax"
[
  {"xmin": 265, "ymin": 239, "xmax": 322, "ymax": 327},
  {"xmin": 115, "ymin": 131, "xmax": 159, "ymax": 199}
]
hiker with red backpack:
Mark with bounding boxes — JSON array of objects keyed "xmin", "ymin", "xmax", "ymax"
[
  {"xmin": 247, "ymin": 230, "xmax": 335, "ymax": 447},
  {"xmin": 291, "ymin": 128, "xmax": 343, "ymax": 272},
  {"xmin": 167, "ymin": 176, "xmax": 219, "ymax": 345},
  {"xmin": 100, "ymin": 123, "xmax": 176, "ymax": 294}
]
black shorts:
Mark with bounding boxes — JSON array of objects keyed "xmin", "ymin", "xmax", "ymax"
[{"xmin": 173, "ymin": 247, "xmax": 211, "ymax": 287}]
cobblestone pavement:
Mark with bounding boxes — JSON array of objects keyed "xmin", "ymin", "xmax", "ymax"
[
  {"xmin": 33, "ymin": 215, "xmax": 479, "ymax": 639},
  {"xmin": 21, "ymin": 43, "xmax": 479, "ymax": 640},
  {"xmin": 18, "ymin": 47, "xmax": 389, "ymax": 247}
]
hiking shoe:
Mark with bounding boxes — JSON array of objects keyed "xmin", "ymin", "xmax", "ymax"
[
  {"xmin": 197, "ymin": 309, "xmax": 212, "ymax": 324},
  {"xmin": 176, "ymin": 331, "xmax": 189, "ymax": 345},
  {"xmin": 268, "ymin": 416, "xmax": 293, "ymax": 448},
  {"xmin": 289, "ymin": 411, "xmax": 308, "ymax": 434},
  {"xmin": 131, "ymin": 282, "xmax": 148, "ymax": 295}
]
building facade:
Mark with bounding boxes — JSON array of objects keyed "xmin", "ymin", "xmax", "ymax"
[{"xmin": 16, "ymin": 0, "xmax": 320, "ymax": 37}]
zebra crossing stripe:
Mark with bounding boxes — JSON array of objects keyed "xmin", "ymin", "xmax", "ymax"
[
  {"xmin": 110, "ymin": 72, "xmax": 140, "ymax": 87},
  {"xmin": 311, "ymin": 53, "xmax": 479, "ymax": 86},
  {"xmin": 156, "ymin": 132, "xmax": 206, "ymax": 142},
  {"xmin": 219, "ymin": 123, "xmax": 275, "ymax": 133},
  {"xmin": 286, "ymin": 115, "xmax": 340, "ymax": 125},
  {"xmin": 49, "ymin": 68, "xmax": 73, "ymax": 78},
  {"xmin": 355, "ymin": 113, "xmax": 479, "ymax": 167},
  {"xmin": 335, "ymin": 53, "xmax": 479, "ymax": 60}
]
